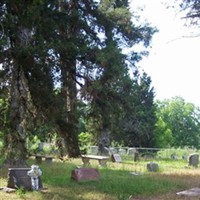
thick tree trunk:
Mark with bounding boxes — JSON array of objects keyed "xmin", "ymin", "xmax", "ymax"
[{"xmin": 6, "ymin": 65, "xmax": 28, "ymax": 166}]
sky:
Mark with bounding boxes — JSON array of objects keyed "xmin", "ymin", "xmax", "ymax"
[{"xmin": 130, "ymin": 0, "xmax": 200, "ymax": 107}]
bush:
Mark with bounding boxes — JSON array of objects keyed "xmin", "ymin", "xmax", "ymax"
[{"xmin": 78, "ymin": 132, "xmax": 93, "ymax": 154}]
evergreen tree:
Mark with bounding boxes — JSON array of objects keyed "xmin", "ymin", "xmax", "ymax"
[{"xmin": 0, "ymin": 0, "xmax": 156, "ymax": 163}]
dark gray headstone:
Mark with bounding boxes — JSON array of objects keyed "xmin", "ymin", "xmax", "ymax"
[
  {"xmin": 98, "ymin": 129, "xmax": 110, "ymax": 156},
  {"xmin": 7, "ymin": 168, "xmax": 43, "ymax": 190},
  {"xmin": 189, "ymin": 153, "xmax": 199, "ymax": 167},
  {"xmin": 71, "ymin": 168, "xmax": 100, "ymax": 181},
  {"xmin": 134, "ymin": 151, "xmax": 139, "ymax": 162},
  {"xmin": 147, "ymin": 162, "xmax": 159, "ymax": 172}
]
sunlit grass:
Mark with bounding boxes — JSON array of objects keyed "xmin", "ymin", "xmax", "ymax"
[{"xmin": 0, "ymin": 156, "xmax": 200, "ymax": 199}]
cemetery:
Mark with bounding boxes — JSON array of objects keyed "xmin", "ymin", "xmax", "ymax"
[{"xmin": 1, "ymin": 147, "xmax": 200, "ymax": 199}]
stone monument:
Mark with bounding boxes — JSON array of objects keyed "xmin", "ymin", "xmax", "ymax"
[
  {"xmin": 7, "ymin": 167, "xmax": 42, "ymax": 190},
  {"xmin": 27, "ymin": 165, "xmax": 42, "ymax": 190},
  {"xmin": 189, "ymin": 153, "xmax": 199, "ymax": 167},
  {"xmin": 147, "ymin": 162, "xmax": 159, "ymax": 172}
]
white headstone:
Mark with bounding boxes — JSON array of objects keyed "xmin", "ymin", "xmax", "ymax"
[{"xmin": 118, "ymin": 148, "xmax": 126, "ymax": 155}]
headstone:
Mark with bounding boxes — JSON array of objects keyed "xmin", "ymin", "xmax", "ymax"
[
  {"xmin": 109, "ymin": 147, "xmax": 118, "ymax": 154},
  {"xmin": 98, "ymin": 129, "xmax": 110, "ymax": 156},
  {"xmin": 127, "ymin": 148, "xmax": 137, "ymax": 155},
  {"xmin": 189, "ymin": 153, "xmax": 199, "ymax": 167},
  {"xmin": 111, "ymin": 154, "xmax": 122, "ymax": 163},
  {"xmin": 71, "ymin": 168, "xmax": 100, "ymax": 181},
  {"xmin": 7, "ymin": 168, "xmax": 43, "ymax": 190},
  {"xmin": 88, "ymin": 146, "xmax": 98, "ymax": 155},
  {"xmin": 118, "ymin": 148, "xmax": 126, "ymax": 155},
  {"xmin": 182, "ymin": 154, "xmax": 187, "ymax": 160},
  {"xmin": 147, "ymin": 162, "xmax": 159, "ymax": 172},
  {"xmin": 171, "ymin": 153, "xmax": 178, "ymax": 160},
  {"xmin": 134, "ymin": 151, "xmax": 139, "ymax": 162}
]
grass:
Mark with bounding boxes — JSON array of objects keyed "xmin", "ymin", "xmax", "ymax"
[{"xmin": 1, "ymin": 156, "xmax": 200, "ymax": 200}]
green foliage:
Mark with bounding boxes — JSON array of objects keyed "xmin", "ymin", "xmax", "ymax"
[
  {"xmin": 112, "ymin": 72, "xmax": 157, "ymax": 147},
  {"xmin": 2, "ymin": 155, "xmax": 200, "ymax": 199},
  {"xmin": 153, "ymin": 117, "xmax": 173, "ymax": 148},
  {"xmin": 157, "ymin": 148, "xmax": 197, "ymax": 160},
  {"xmin": 78, "ymin": 132, "xmax": 93, "ymax": 153},
  {"xmin": 0, "ymin": 140, "xmax": 3, "ymax": 150},
  {"xmin": 43, "ymin": 144, "xmax": 54, "ymax": 155},
  {"xmin": 16, "ymin": 187, "xmax": 26, "ymax": 197},
  {"xmin": 155, "ymin": 97, "xmax": 200, "ymax": 149},
  {"xmin": 28, "ymin": 136, "xmax": 41, "ymax": 155}
]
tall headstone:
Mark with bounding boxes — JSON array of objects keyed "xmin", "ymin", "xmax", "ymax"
[
  {"xmin": 98, "ymin": 129, "xmax": 110, "ymax": 156},
  {"xmin": 134, "ymin": 150, "xmax": 139, "ymax": 162}
]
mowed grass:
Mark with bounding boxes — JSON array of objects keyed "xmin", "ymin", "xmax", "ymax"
[{"xmin": 1, "ymin": 157, "xmax": 200, "ymax": 200}]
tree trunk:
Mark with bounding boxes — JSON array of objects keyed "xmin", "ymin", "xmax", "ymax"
[
  {"xmin": 57, "ymin": 57, "xmax": 80, "ymax": 158},
  {"xmin": 6, "ymin": 65, "xmax": 28, "ymax": 166},
  {"xmin": 56, "ymin": 0, "xmax": 80, "ymax": 158}
]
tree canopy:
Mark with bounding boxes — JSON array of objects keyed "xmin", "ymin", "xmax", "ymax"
[
  {"xmin": 0, "ymin": 0, "xmax": 157, "ymax": 164},
  {"xmin": 155, "ymin": 97, "xmax": 200, "ymax": 149}
]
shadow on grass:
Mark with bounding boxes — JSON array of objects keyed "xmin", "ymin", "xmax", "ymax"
[{"xmin": 0, "ymin": 159, "xmax": 197, "ymax": 200}]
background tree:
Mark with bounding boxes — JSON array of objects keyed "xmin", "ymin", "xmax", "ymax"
[
  {"xmin": 155, "ymin": 97, "xmax": 200, "ymax": 148},
  {"xmin": 114, "ymin": 71, "xmax": 157, "ymax": 147}
]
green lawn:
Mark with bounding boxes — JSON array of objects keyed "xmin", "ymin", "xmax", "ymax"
[{"xmin": 0, "ymin": 156, "xmax": 200, "ymax": 200}]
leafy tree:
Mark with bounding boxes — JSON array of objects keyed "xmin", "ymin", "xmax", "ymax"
[
  {"xmin": 153, "ymin": 116, "xmax": 173, "ymax": 148},
  {"xmin": 155, "ymin": 97, "xmax": 200, "ymax": 148}
]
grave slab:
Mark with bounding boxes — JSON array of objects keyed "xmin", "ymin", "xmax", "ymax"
[
  {"xmin": 71, "ymin": 168, "xmax": 100, "ymax": 181},
  {"xmin": 177, "ymin": 187, "xmax": 200, "ymax": 196}
]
